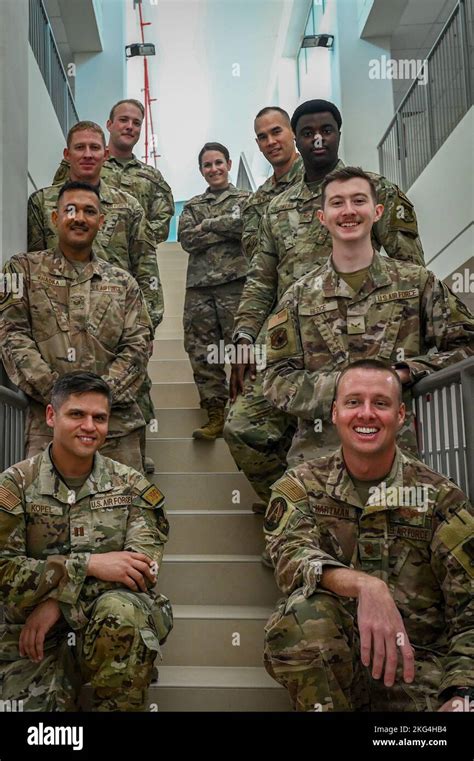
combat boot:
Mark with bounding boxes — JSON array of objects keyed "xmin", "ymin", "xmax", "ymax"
[{"xmin": 192, "ymin": 404, "xmax": 226, "ymax": 440}]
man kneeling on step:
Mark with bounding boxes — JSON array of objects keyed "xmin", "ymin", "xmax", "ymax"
[
  {"xmin": 263, "ymin": 360, "xmax": 474, "ymax": 712},
  {"xmin": 0, "ymin": 372, "xmax": 172, "ymax": 711}
]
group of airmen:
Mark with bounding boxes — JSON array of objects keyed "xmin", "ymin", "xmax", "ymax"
[{"xmin": 0, "ymin": 94, "xmax": 473, "ymax": 713}]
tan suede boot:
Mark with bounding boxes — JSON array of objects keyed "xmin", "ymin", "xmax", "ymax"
[{"xmin": 192, "ymin": 404, "xmax": 226, "ymax": 440}]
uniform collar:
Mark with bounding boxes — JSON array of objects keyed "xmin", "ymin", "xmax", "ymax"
[
  {"xmin": 49, "ymin": 248, "xmax": 104, "ymax": 281},
  {"xmin": 106, "ymin": 154, "xmax": 140, "ymax": 169},
  {"xmin": 205, "ymin": 183, "xmax": 238, "ymax": 202},
  {"xmin": 325, "ymin": 446, "xmax": 403, "ymax": 510},
  {"xmin": 266, "ymin": 154, "xmax": 304, "ymax": 191},
  {"xmin": 38, "ymin": 445, "xmax": 114, "ymax": 504},
  {"xmin": 313, "ymin": 251, "xmax": 393, "ymax": 301}
]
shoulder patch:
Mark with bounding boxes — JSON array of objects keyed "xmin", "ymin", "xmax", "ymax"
[
  {"xmin": 274, "ymin": 475, "xmax": 307, "ymax": 503},
  {"xmin": 0, "ymin": 484, "xmax": 21, "ymax": 512},
  {"xmin": 264, "ymin": 496, "xmax": 292, "ymax": 535},
  {"xmin": 140, "ymin": 484, "xmax": 165, "ymax": 507}
]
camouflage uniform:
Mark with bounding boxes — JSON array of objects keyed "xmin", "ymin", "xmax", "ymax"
[
  {"xmin": 178, "ymin": 184, "xmax": 250, "ymax": 408},
  {"xmin": 263, "ymin": 447, "xmax": 474, "ymax": 711},
  {"xmin": 28, "ymin": 179, "xmax": 163, "ymax": 430},
  {"xmin": 0, "ymin": 446, "xmax": 172, "ymax": 711},
  {"xmin": 241, "ymin": 156, "xmax": 303, "ymax": 261},
  {"xmin": 0, "ymin": 248, "xmax": 152, "ymax": 471},
  {"xmin": 262, "ymin": 252, "xmax": 474, "ymax": 464},
  {"xmin": 224, "ymin": 161, "xmax": 426, "ymax": 501},
  {"xmin": 52, "ymin": 155, "xmax": 175, "ymax": 246}
]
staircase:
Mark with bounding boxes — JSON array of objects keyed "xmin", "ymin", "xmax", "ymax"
[{"xmin": 146, "ymin": 242, "xmax": 290, "ymax": 712}]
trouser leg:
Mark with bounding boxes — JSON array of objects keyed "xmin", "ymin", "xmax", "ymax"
[
  {"xmin": 99, "ymin": 430, "xmax": 144, "ymax": 473},
  {"xmin": 0, "ymin": 627, "xmax": 81, "ymax": 712},
  {"xmin": 224, "ymin": 371, "xmax": 296, "ymax": 503},
  {"xmin": 264, "ymin": 590, "xmax": 363, "ymax": 712},
  {"xmin": 183, "ymin": 286, "xmax": 228, "ymax": 408},
  {"xmin": 80, "ymin": 590, "xmax": 161, "ymax": 712},
  {"xmin": 264, "ymin": 589, "xmax": 444, "ymax": 712}
]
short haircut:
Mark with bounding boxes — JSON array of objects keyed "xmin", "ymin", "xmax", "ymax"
[
  {"xmin": 51, "ymin": 372, "xmax": 112, "ymax": 411},
  {"xmin": 254, "ymin": 106, "xmax": 291, "ymax": 127},
  {"xmin": 291, "ymin": 99, "xmax": 342, "ymax": 133},
  {"xmin": 109, "ymin": 99, "xmax": 145, "ymax": 121},
  {"xmin": 198, "ymin": 142, "xmax": 230, "ymax": 167},
  {"xmin": 66, "ymin": 121, "xmax": 106, "ymax": 148},
  {"xmin": 57, "ymin": 181, "xmax": 101, "ymax": 207},
  {"xmin": 334, "ymin": 359, "xmax": 403, "ymax": 403},
  {"xmin": 321, "ymin": 166, "xmax": 377, "ymax": 207}
]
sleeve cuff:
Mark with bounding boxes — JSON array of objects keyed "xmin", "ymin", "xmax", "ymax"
[
  {"xmin": 52, "ymin": 552, "xmax": 90, "ymax": 605},
  {"xmin": 302, "ymin": 558, "xmax": 348, "ymax": 598}
]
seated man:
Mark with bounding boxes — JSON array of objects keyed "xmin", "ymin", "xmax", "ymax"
[
  {"xmin": 263, "ymin": 360, "xmax": 474, "ymax": 712},
  {"xmin": 0, "ymin": 372, "xmax": 172, "ymax": 712}
]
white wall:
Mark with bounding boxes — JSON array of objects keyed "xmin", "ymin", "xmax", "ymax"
[
  {"xmin": 0, "ymin": 0, "xmax": 28, "ymax": 264},
  {"xmin": 74, "ymin": 0, "xmax": 126, "ymax": 128},
  {"xmin": 28, "ymin": 49, "xmax": 66, "ymax": 194},
  {"xmin": 126, "ymin": 0, "xmax": 287, "ymax": 201},
  {"xmin": 408, "ymin": 107, "xmax": 473, "ymax": 279}
]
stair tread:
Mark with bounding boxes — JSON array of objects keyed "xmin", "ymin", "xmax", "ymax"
[
  {"xmin": 155, "ymin": 666, "xmax": 281, "ymax": 689},
  {"xmin": 172, "ymin": 605, "xmax": 273, "ymax": 619}
]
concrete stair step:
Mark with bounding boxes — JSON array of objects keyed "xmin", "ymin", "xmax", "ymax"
[
  {"xmin": 150, "ymin": 408, "xmax": 206, "ymax": 438},
  {"xmin": 162, "ymin": 605, "xmax": 271, "ymax": 667},
  {"xmin": 151, "ymin": 383, "xmax": 200, "ymax": 408},
  {"xmin": 160, "ymin": 555, "xmax": 278, "ymax": 606},
  {"xmin": 149, "ymin": 667, "xmax": 290, "ymax": 712},
  {"xmin": 166, "ymin": 510, "xmax": 265, "ymax": 555},
  {"xmin": 148, "ymin": 438, "xmax": 238, "ymax": 472},
  {"xmin": 148, "ymin": 359, "xmax": 193, "ymax": 383},
  {"xmin": 152, "ymin": 339, "xmax": 186, "ymax": 360},
  {"xmin": 153, "ymin": 472, "xmax": 259, "ymax": 510},
  {"xmin": 155, "ymin": 316, "xmax": 184, "ymax": 339}
]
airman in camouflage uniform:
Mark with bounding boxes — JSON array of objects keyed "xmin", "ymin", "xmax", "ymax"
[
  {"xmin": 178, "ymin": 142, "xmax": 250, "ymax": 439},
  {"xmin": 28, "ymin": 120, "xmax": 164, "ymax": 471},
  {"xmin": 52, "ymin": 99, "xmax": 174, "ymax": 246},
  {"xmin": 225, "ymin": 100, "xmax": 426, "ymax": 503},
  {"xmin": 263, "ymin": 363, "xmax": 474, "ymax": 712},
  {"xmin": 28, "ymin": 179, "xmax": 163, "ymax": 333},
  {"xmin": 241, "ymin": 104, "xmax": 303, "ymax": 262},
  {"xmin": 0, "ymin": 374, "xmax": 171, "ymax": 712},
  {"xmin": 262, "ymin": 170, "xmax": 474, "ymax": 465},
  {"xmin": 241, "ymin": 152, "xmax": 302, "ymax": 261},
  {"xmin": 1, "ymin": 183, "xmax": 152, "ymax": 471}
]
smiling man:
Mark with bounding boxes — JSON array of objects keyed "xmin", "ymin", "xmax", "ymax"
[
  {"xmin": 262, "ymin": 166, "xmax": 474, "ymax": 465},
  {"xmin": 28, "ymin": 120, "xmax": 164, "ymax": 473},
  {"xmin": 1, "ymin": 181, "xmax": 153, "ymax": 471},
  {"xmin": 225, "ymin": 99, "xmax": 426, "ymax": 507},
  {"xmin": 240, "ymin": 107, "xmax": 303, "ymax": 262},
  {"xmin": 0, "ymin": 371, "xmax": 172, "ymax": 711},
  {"xmin": 52, "ymin": 99, "xmax": 174, "ymax": 247},
  {"xmin": 263, "ymin": 359, "xmax": 474, "ymax": 712}
]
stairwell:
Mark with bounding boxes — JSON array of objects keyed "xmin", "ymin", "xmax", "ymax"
[{"xmin": 147, "ymin": 242, "xmax": 290, "ymax": 711}]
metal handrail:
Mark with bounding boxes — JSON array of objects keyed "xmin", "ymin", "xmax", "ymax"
[
  {"xmin": 0, "ymin": 378, "xmax": 28, "ymax": 471},
  {"xmin": 412, "ymin": 357, "xmax": 474, "ymax": 499},
  {"xmin": 377, "ymin": 0, "xmax": 473, "ymax": 189},
  {"xmin": 28, "ymin": 0, "xmax": 79, "ymax": 137}
]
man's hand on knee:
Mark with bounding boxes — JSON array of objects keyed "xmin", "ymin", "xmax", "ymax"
[
  {"xmin": 229, "ymin": 338, "xmax": 256, "ymax": 402},
  {"xmin": 19, "ymin": 599, "xmax": 62, "ymax": 663},
  {"xmin": 356, "ymin": 575, "xmax": 415, "ymax": 688},
  {"xmin": 87, "ymin": 551, "xmax": 157, "ymax": 592}
]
